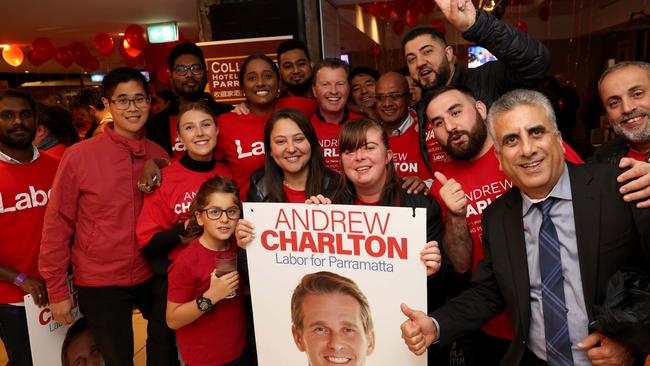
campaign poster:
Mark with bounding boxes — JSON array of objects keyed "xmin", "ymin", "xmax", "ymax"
[
  {"xmin": 244, "ymin": 202, "xmax": 428, "ymax": 366},
  {"xmin": 24, "ymin": 277, "xmax": 100, "ymax": 366},
  {"xmin": 197, "ymin": 35, "xmax": 293, "ymax": 104}
]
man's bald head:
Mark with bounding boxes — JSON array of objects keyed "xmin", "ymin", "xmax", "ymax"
[{"xmin": 375, "ymin": 72, "xmax": 412, "ymax": 127}]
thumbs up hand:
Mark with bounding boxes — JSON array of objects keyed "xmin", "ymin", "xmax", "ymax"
[
  {"xmin": 400, "ymin": 303, "xmax": 438, "ymax": 355},
  {"xmin": 435, "ymin": 171, "xmax": 467, "ymax": 217}
]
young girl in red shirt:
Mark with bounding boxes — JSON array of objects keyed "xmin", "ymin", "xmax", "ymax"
[{"xmin": 166, "ymin": 176, "xmax": 249, "ymax": 366}]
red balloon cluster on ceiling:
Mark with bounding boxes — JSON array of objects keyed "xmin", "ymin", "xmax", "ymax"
[
  {"xmin": 360, "ymin": 0, "xmax": 438, "ymax": 36},
  {"xmin": 2, "ymin": 24, "xmax": 150, "ymax": 72}
]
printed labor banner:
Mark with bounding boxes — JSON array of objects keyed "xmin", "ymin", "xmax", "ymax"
[
  {"xmin": 197, "ymin": 35, "xmax": 292, "ymax": 103},
  {"xmin": 24, "ymin": 277, "xmax": 102, "ymax": 366},
  {"xmin": 243, "ymin": 202, "xmax": 428, "ymax": 366}
]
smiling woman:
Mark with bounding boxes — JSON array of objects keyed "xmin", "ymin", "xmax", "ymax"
[{"xmin": 247, "ymin": 108, "xmax": 338, "ymax": 203}]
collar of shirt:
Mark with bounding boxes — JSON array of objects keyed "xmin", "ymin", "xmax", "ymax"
[
  {"xmin": 315, "ymin": 107, "xmax": 349, "ymax": 124},
  {"xmin": 0, "ymin": 145, "xmax": 40, "ymax": 164},
  {"xmin": 104, "ymin": 122, "xmax": 148, "ymax": 157},
  {"xmin": 521, "ymin": 163, "xmax": 572, "ymax": 215},
  {"xmin": 390, "ymin": 113, "xmax": 415, "ymax": 136}
]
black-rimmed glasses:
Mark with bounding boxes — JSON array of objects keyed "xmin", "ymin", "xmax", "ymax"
[
  {"xmin": 110, "ymin": 96, "xmax": 150, "ymax": 110},
  {"xmin": 201, "ymin": 207, "xmax": 241, "ymax": 220},
  {"xmin": 173, "ymin": 64, "xmax": 205, "ymax": 76}
]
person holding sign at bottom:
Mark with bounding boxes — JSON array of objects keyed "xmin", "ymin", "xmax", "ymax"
[
  {"xmin": 290, "ymin": 271, "xmax": 375, "ymax": 366},
  {"xmin": 166, "ymin": 176, "xmax": 249, "ymax": 366}
]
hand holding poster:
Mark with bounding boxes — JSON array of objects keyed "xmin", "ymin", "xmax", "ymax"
[
  {"xmin": 243, "ymin": 202, "xmax": 428, "ymax": 365},
  {"xmin": 24, "ymin": 276, "xmax": 103, "ymax": 366}
]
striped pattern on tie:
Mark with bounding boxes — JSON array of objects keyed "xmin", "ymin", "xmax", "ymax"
[{"xmin": 537, "ymin": 198, "xmax": 574, "ymax": 366}]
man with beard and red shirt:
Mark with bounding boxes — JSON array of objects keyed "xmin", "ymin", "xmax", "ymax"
[
  {"xmin": 403, "ymin": 0, "xmax": 549, "ymax": 176},
  {"xmin": 374, "ymin": 72, "xmax": 432, "ymax": 195},
  {"xmin": 146, "ymin": 43, "xmax": 233, "ymax": 158},
  {"xmin": 309, "ymin": 58, "xmax": 363, "ymax": 171},
  {"xmin": 0, "ymin": 89, "xmax": 57, "ymax": 366}
]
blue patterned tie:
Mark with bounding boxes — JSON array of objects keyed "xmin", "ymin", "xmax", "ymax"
[{"xmin": 537, "ymin": 198, "xmax": 574, "ymax": 366}]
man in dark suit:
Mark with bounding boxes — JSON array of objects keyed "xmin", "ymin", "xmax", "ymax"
[{"xmin": 400, "ymin": 89, "xmax": 650, "ymax": 365}]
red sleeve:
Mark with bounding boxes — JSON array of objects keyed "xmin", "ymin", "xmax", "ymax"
[
  {"xmin": 136, "ymin": 185, "xmax": 174, "ymax": 249},
  {"xmin": 39, "ymin": 151, "xmax": 81, "ymax": 303},
  {"xmin": 562, "ymin": 141, "xmax": 584, "ymax": 164},
  {"xmin": 167, "ymin": 253, "xmax": 198, "ymax": 303}
]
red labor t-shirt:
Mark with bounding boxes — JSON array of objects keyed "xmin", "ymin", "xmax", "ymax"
[
  {"xmin": 431, "ymin": 142, "xmax": 583, "ymax": 340},
  {"xmin": 216, "ymin": 112, "xmax": 267, "ymax": 200},
  {"xmin": 168, "ymin": 240, "xmax": 247, "ymax": 366},
  {"xmin": 310, "ymin": 109, "xmax": 363, "ymax": 172},
  {"xmin": 388, "ymin": 114, "xmax": 432, "ymax": 182},
  {"xmin": 283, "ymin": 185, "xmax": 307, "ymax": 203},
  {"xmin": 136, "ymin": 159, "xmax": 232, "ymax": 261},
  {"xmin": 424, "ymin": 119, "xmax": 453, "ymax": 173},
  {"xmin": 0, "ymin": 154, "xmax": 59, "ymax": 303}
]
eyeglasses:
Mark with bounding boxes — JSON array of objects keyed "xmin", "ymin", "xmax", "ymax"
[
  {"xmin": 375, "ymin": 92, "xmax": 409, "ymax": 102},
  {"xmin": 109, "ymin": 96, "xmax": 150, "ymax": 110},
  {"xmin": 173, "ymin": 64, "xmax": 205, "ymax": 76},
  {"xmin": 201, "ymin": 207, "xmax": 241, "ymax": 220},
  {"xmin": 0, "ymin": 110, "xmax": 34, "ymax": 122}
]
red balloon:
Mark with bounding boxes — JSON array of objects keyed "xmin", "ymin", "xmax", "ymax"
[
  {"xmin": 27, "ymin": 51, "xmax": 45, "ymax": 66},
  {"xmin": 82, "ymin": 56, "xmax": 100, "ymax": 71},
  {"xmin": 432, "ymin": 19, "xmax": 447, "ymax": 35},
  {"xmin": 514, "ymin": 20, "xmax": 528, "ymax": 33},
  {"xmin": 370, "ymin": 44, "xmax": 382, "ymax": 58},
  {"xmin": 70, "ymin": 42, "xmax": 92, "ymax": 65},
  {"xmin": 393, "ymin": 19, "xmax": 405, "ymax": 35},
  {"xmin": 123, "ymin": 39, "xmax": 142, "ymax": 58},
  {"xmin": 118, "ymin": 41, "xmax": 140, "ymax": 67},
  {"xmin": 406, "ymin": 11, "xmax": 419, "ymax": 28},
  {"xmin": 54, "ymin": 46, "xmax": 74, "ymax": 68},
  {"xmin": 94, "ymin": 33, "xmax": 114, "ymax": 56},
  {"xmin": 124, "ymin": 24, "xmax": 147, "ymax": 51},
  {"xmin": 156, "ymin": 67, "xmax": 171, "ymax": 84},
  {"xmin": 32, "ymin": 37, "xmax": 55, "ymax": 62}
]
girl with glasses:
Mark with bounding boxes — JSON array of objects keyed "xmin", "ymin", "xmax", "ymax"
[{"xmin": 166, "ymin": 176, "xmax": 250, "ymax": 366}]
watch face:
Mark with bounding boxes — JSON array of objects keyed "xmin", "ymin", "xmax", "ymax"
[{"xmin": 197, "ymin": 296, "xmax": 213, "ymax": 312}]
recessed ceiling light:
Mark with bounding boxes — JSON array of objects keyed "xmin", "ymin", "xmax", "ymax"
[
  {"xmin": 0, "ymin": 44, "xmax": 8, "ymax": 48},
  {"xmin": 25, "ymin": 70, "xmax": 30, "ymax": 73},
  {"xmin": 118, "ymin": 33, "xmax": 125, "ymax": 36}
]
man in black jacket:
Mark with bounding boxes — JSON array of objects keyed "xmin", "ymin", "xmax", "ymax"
[
  {"xmin": 402, "ymin": 0, "xmax": 549, "ymax": 172},
  {"xmin": 146, "ymin": 43, "xmax": 233, "ymax": 157}
]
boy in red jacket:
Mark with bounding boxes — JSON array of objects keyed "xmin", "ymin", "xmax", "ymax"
[{"xmin": 40, "ymin": 67, "xmax": 168, "ymax": 366}]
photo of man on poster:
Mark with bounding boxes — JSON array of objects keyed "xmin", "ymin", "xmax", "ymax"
[{"xmin": 290, "ymin": 271, "xmax": 375, "ymax": 366}]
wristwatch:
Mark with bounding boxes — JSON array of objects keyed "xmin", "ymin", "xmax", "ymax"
[{"xmin": 196, "ymin": 295, "xmax": 215, "ymax": 312}]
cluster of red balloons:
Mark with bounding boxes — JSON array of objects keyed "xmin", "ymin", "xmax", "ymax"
[
  {"xmin": 10, "ymin": 23, "xmax": 148, "ymax": 71},
  {"xmin": 361, "ymin": 0, "xmax": 436, "ymax": 36}
]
